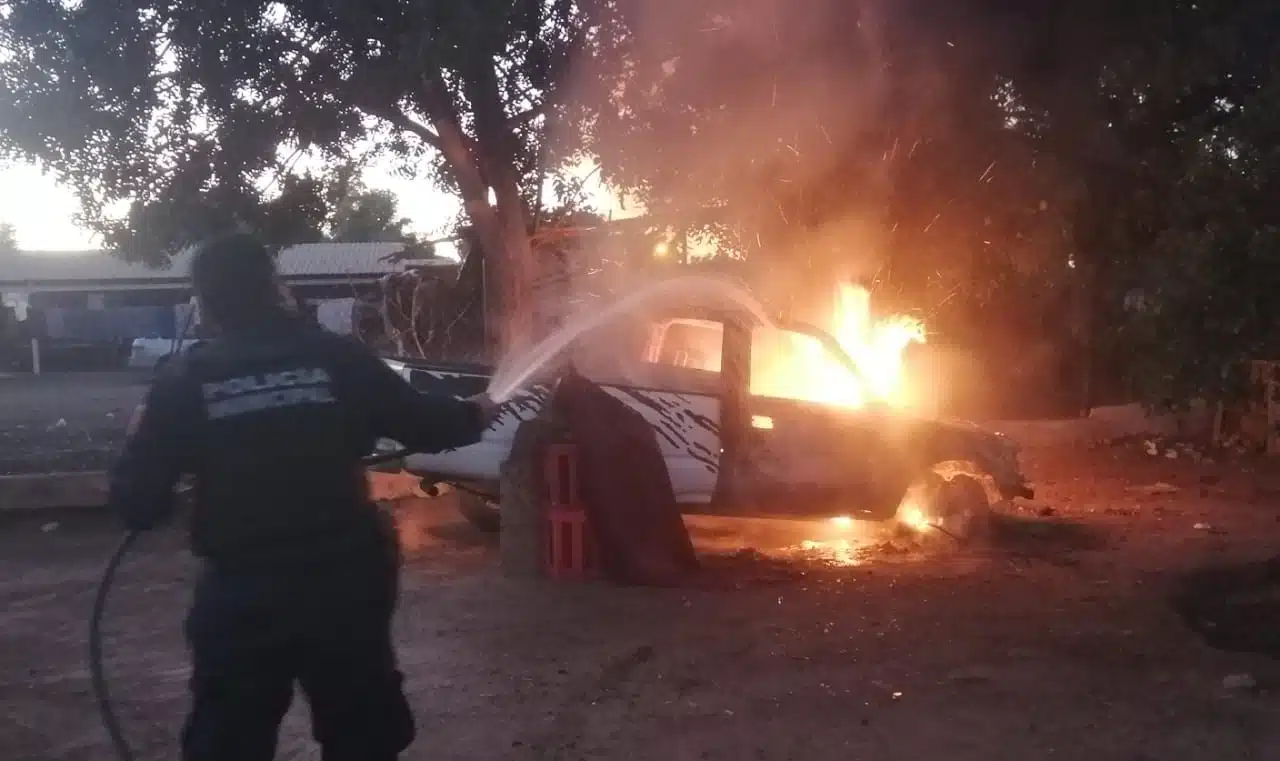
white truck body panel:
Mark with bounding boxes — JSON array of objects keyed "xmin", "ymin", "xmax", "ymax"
[{"xmin": 386, "ymin": 363, "xmax": 722, "ymax": 502}]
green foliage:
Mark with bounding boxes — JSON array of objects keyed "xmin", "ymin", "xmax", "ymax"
[
  {"xmin": 331, "ymin": 189, "xmax": 415, "ymax": 243},
  {"xmin": 1075, "ymin": 0, "xmax": 1280, "ymax": 404}
]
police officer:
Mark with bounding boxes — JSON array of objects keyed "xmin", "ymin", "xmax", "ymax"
[{"xmin": 107, "ymin": 232, "xmax": 496, "ymax": 761}]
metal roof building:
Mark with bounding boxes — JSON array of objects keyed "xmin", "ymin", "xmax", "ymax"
[{"xmin": 0, "ymin": 242, "xmax": 456, "ymax": 292}]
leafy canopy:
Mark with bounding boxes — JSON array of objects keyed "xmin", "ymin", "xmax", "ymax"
[{"xmin": 0, "ymin": 0, "xmax": 609, "ymax": 255}]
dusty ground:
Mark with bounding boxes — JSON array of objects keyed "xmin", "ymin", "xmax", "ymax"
[
  {"xmin": 0, "ymin": 373, "xmax": 143, "ymax": 474},
  {"xmin": 3, "ymin": 445, "xmax": 1280, "ymax": 761}
]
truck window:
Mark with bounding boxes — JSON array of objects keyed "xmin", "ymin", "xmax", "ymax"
[
  {"xmin": 652, "ymin": 321, "xmax": 723, "ymax": 373},
  {"xmin": 571, "ymin": 316, "xmax": 724, "ymax": 394},
  {"xmin": 749, "ymin": 325, "xmax": 858, "ymax": 405},
  {"xmin": 640, "ymin": 319, "xmax": 723, "ymax": 393}
]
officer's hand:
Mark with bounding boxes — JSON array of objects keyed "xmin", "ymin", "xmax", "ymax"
[{"xmin": 465, "ymin": 392, "xmax": 499, "ymax": 426}]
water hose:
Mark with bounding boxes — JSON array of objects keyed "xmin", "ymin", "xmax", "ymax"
[
  {"xmin": 89, "ymin": 449, "xmax": 413, "ymax": 761},
  {"xmin": 91, "ymin": 303, "xmax": 194, "ymax": 761},
  {"xmin": 88, "ymin": 530, "xmax": 141, "ymax": 761}
]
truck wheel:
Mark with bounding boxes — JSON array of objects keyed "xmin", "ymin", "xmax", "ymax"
[
  {"xmin": 935, "ymin": 474, "xmax": 992, "ymax": 544},
  {"xmin": 457, "ymin": 491, "xmax": 501, "ymax": 534}
]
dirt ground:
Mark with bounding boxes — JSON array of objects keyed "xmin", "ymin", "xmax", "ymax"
[
  {"xmin": 0, "ymin": 373, "xmax": 144, "ymax": 474},
  {"xmin": 3, "ymin": 445, "xmax": 1280, "ymax": 761}
]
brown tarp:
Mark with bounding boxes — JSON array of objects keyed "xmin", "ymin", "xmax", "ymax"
[{"xmin": 544, "ymin": 369, "xmax": 700, "ymax": 586}]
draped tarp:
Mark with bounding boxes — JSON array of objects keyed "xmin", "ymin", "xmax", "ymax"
[{"xmin": 545, "ymin": 369, "xmax": 700, "ymax": 586}]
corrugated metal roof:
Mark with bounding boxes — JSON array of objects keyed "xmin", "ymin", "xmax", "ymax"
[{"xmin": 0, "ymin": 242, "xmax": 455, "ymax": 285}]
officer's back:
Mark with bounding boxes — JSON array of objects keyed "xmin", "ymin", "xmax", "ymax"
[{"xmin": 179, "ymin": 320, "xmax": 391, "ymax": 568}]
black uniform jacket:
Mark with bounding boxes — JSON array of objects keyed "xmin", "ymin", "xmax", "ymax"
[{"xmin": 106, "ymin": 318, "xmax": 486, "ymax": 569}]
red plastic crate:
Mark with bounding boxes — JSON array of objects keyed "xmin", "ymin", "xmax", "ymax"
[{"xmin": 543, "ymin": 444, "xmax": 598, "ymax": 580}]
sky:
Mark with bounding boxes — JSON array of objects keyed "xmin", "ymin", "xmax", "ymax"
[
  {"xmin": 0, "ymin": 156, "xmax": 638, "ymax": 253},
  {"xmin": 0, "ymin": 160, "xmax": 464, "ymax": 252},
  {"xmin": 0, "ymin": 163, "xmax": 95, "ymax": 250}
]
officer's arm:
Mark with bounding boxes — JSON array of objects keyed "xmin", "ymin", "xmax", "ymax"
[
  {"xmin": 106, "ymin": 369, "xmax": 198, "ymax": 531},
  {"xmin": 347, "ymin": 349, "xmax": 488, "ymax": 454}
]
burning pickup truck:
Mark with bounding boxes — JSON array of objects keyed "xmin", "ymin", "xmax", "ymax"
[{"xmin": 381, "ymin": 288, "xmax": 1033, "ymax": 539}]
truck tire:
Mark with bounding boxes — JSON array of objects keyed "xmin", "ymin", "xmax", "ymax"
[
  {"xmin": 935, "ymin": 474, "xmax": 992, "ymax": 544},
  {"xmin": 457, "ymin": 491, "xmax": 501, "ymax": 534}
]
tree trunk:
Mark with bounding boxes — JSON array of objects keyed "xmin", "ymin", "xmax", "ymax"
[
  {"xmin": 469, "ymin": 63, "xmax": 539, "ymax": 357},
  {"xmin": 453, "ymin": 193, "xmax": 534, "ymax": 359},
  {"xmin": 420, "ymin": 66, "xmax": 538, "ymax": 359},
  {"xmin": 425, "ymin": 88, "xmax": 536, "ymax": 358},
  {"xmin": 487, "ymin": 174, "xmax": 537, "ymax": 356}
]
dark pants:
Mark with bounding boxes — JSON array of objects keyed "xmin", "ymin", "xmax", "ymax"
[{"xmin": 180, "ymin": 554, "xmax": 414, "ymax": 761}]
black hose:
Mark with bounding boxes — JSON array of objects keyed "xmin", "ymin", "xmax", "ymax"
[
  {"xmin": 94, "ymin": 296, "xmax": 191, "ymax": 761},
  {"xmin": 89, "ymin": 530, "xmax": 141, "ymax": 761}
]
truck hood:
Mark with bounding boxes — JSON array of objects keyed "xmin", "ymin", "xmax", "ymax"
[{"xmin": 830, "ymin": 406, "xmax": 1034, "ymax": 501}]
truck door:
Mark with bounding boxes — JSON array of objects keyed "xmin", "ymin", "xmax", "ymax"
[
  {"xmin": 725, "ymin": 323, "xmax": 911, "ymax": 519},
  {"xmin": 579, "ymin": 315, "xmax": 727, "ymax": 506}
]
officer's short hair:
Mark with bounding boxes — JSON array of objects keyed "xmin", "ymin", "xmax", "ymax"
[{"xmin": 189, "ymin": 233, "xmax": 281, "ymax": 328}]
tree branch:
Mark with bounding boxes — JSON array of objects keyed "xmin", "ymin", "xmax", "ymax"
[
  {"xmin": 508, "ymin": 100, "xmax": 548, "ymax": 130},
  {"xmin": 365, "ymin": 105, "xmax": 443, "ymax": 152},
  {"xmin": 415, "ymin": 73, "xmax": 495, "ymax": 220}
]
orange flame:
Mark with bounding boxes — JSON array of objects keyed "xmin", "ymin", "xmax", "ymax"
[
  {"xmin": 751, "ymin": 282, "xmax": 926, "ymax": 410},
  {"xmin": 770, "ymin": 283, "xmax": 929, "ymax": 564}
]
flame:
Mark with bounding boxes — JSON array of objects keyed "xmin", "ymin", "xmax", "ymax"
[
  {"xmin": 765, "ymin": 287, "xmax": 928, "ymax": 561},
  {"xmin": 750, "ymin": 282, "xmax": 926, "ymax": 410},
  {"xmin": 788, "ymin": 516, "xmax": 867, "ymax": 566},
  {"xmin": 787, "ymin": 499, "xmax": 936, "ymax": 568},
  {"xmin": 796, "ymin": 538, "xmax": 861, "ymax": 566},
  {"xmin": 830, "ymin": 283, "xmax": 927, "ymax": 409},
  {"xmin": 896, "ymin": 501, "xmax": 932, "ymax": 533}
]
